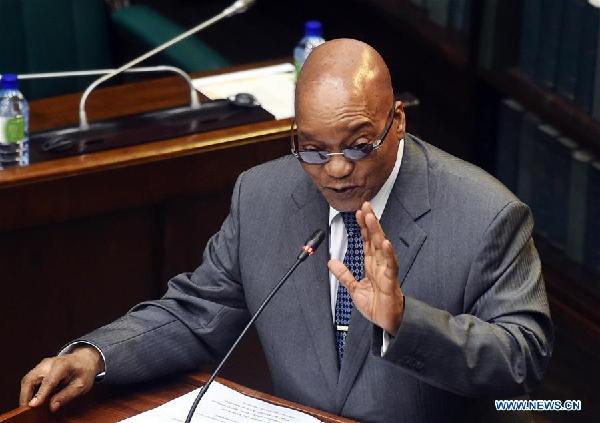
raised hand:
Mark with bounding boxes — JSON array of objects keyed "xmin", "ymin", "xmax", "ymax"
[
  {"xmin": 20, "ymin": 346, "xmax": 103, "ymax": 412},
  {"xmin": 328, "ymin": 201, "xmax": 404, "ymax": 335}
]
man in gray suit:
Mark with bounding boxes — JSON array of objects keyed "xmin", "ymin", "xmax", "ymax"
[{"xmin": 21, "ymin": 39, "xmax": 553, "ymax": 422}]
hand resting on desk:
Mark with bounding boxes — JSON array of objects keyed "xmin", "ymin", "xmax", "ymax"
[{"xmin": 20, "ymin": 346, "xmax": 104, "ymax": 412}]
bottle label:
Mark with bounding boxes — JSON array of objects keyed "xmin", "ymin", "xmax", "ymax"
[{"xmin": 0, "ymin": 116, "xmax": 25, "ymax": 144}]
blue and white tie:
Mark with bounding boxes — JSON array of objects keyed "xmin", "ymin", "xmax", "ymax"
[{"xmin": 335, "ymin": 212, "xmax": 364, "ymax": 365}]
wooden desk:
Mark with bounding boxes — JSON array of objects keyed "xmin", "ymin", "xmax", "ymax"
[
  {"xmin": 0, "ymin": 372, "xmax": 355, "ymax": 423},
  {"xmin": 0, "ymin": 61, "xmax": 290, "ymax": 412}
]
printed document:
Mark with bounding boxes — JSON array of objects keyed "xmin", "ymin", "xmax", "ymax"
[
  {"xmin": 119, "ymin": 381, "xmax": 322, "ymax": 423},
  {"xmin": 193, "ymin": 63, "xmax": 295, "ymax": 120}
]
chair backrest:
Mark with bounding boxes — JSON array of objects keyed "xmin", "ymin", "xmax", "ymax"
[
  {"xmin": 0, "ymin": 0, "xmax": 112, "ymax": 99},
  {"xmin": 111, "ymin": 5, "xmax": 230, "ymax": 73}
]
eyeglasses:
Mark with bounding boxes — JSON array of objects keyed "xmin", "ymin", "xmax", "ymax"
[{"xmin": 290, "ymin": 106, "xmax": 395, "ymax": 164}]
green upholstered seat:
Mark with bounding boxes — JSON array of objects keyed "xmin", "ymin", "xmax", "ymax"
[
  {"xmin": 0, "ymin": 0, "xmax": 112, "ymax": 99},
  {"xmin": 0, "ymin": 1, "xmax": 229, "ymax": 100},
  {"xmin": 111, "ymin": 5, "xmax": 229, "ymax": 73}
]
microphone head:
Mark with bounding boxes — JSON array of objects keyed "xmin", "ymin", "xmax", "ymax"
[
  {"xmin": 231, "ymin": 0, "xmax": 256, "ymax": 14},
  {"xmin": 298, "ymin": 229, "xmax": 326, "ymax": 261}
]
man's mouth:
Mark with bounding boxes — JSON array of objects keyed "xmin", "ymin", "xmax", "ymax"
[
  {"xmin": 327, "ymin": 186, "xmax": 360, "ymax": 199},
  {"xmin": 330, "ymin": 186, "xmax": 356, "ymax": 193}
]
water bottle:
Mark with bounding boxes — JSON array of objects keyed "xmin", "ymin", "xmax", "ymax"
[
  {"xmin": 294, "ymin": 20, "xmax": 325, "ymax": 78},
  {"xmin": 0, "ymin": 73, "xmax": 29, "ymax": 169}
]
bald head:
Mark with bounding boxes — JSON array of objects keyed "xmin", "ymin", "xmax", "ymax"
[
  {"xmin": 295, "ymin": 39, "xmax": 393, "ymax": 122},
  {"xmin": 292, "ymin": 39, "xmax": 405, "ymax": 212}
]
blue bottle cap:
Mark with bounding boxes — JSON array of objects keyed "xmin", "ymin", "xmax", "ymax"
[
  {"xmin": 0, "ymin": 73, "xmax": 19, "ymax": 90},
  {"xmin": 304, "ymin": 20, "xmax": 323, "ymax": 37}
]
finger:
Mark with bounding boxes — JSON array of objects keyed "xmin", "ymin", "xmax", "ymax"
[
  {"xmin": 383, "ymin": 239, "xmax": 399, "ymax": 281},
  {"xmin": 359, "ymin": 201, "xmax": 371, "ymax": 230},
  {"xmin": 364, "ymin": 253, "xmax": 377, "ymax": 284},
  {"xmin": 365, "ymin": 248, "xmax": 387, "ymax": 291},
  {"xmin": 361, "ymin": 203, "xmax": 385, "ymax": 249},
  {"xmin": 328, "ymin": 260, "xmax": 359, "ymax": 293},
  {"xmin": 356, "ymin": 210, "xmax": 372, "ymax": 256},
  {"xmin": 356, "ymin": 209, "xmax": 366, "ymax": 237},
  {"xmin": 360, "ymin": 202, "xmax": 382, "ymax": 259},
  {"xmin": 20, "ymin": 372, "xmax": 44, "ymax": 406},
  {"xmin": 359, "ymin": 203, "xmax": 386, "ymax": 270},
  {"xmin": 361, "ymin": 200, "xmax": 374, "ymax": 216},
  {"xmin": 365, "ymin": 213, "xmax": 387, "ymax": 265},
  {"xmin": 29, "ymin": 362, "xmax": 68, "ymax": 407},
  {"xmin": 49, "ymin": 377, "xmax": 89, "ymax": 412}
]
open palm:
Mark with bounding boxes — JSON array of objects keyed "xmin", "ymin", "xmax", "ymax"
[{"xmin": 328, "ymin": 201, "xmax": 404, "ymax": 335}]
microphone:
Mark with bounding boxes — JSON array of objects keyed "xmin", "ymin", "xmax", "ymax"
[
  {"xmin": 18, "ymin": 65, "xmax": 200, "ymax": 110},
  {"xmin": 184, "ymin": 229, "xmax": 326, "ymax": 423},
  {"xmin": 79, "ymin": 0, "xmax": 257, "ymax": 129},
  {"xmin": 231, "ymin": 0, "xmax": 257, "ymax": 14}
]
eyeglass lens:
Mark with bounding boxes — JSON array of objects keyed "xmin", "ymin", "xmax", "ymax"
[
  {"xmin": 296, "ymin": 144, "xmax": 373, "ymax": 164},
  {"xmin": 292, "ymin": 104, "xmax": 394, "ymax": 164}
]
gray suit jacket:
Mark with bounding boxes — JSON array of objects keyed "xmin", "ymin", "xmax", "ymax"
[{"xmin": 80, "ymin": 135, "xmax": 553, "ymax": 422}]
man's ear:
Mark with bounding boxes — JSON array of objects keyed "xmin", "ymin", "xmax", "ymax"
[{"xmin": 394, "ymin": 100, "xmax": 406, "ymax": 135}]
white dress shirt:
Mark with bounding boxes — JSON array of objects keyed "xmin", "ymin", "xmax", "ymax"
[{"xmin": 328, "ymin": 139, "xmax": 404, "ymax": 355}]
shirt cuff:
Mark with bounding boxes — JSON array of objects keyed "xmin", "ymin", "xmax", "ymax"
[
  {"xmin": 59, "ymin": 341, "xmax": 106, "ymax": 381},
  {"xmin": 381, "ymin": 330, "xmax": 393, "ymax": 356}
]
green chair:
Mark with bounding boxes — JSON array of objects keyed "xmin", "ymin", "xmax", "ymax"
[
  {"xmin": 0, "ymin": 0, "xmax": 229, "ymax": 100},
  {"xmin": 0, "ymin": 0, "xmax": 112, "ymax": 99},
  {"xmin": 111, "ymin": 5, "xmax": 229, "ymax": 73}
]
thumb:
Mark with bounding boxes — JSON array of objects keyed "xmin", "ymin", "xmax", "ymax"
[{"xmin": 328, "ymin": 260, "xmax": 358, "ymax": 293}]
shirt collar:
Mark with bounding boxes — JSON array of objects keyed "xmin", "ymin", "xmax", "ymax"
[{"xmin": 328, "ymin": 138, "xmax": 404, "ymax": 225}]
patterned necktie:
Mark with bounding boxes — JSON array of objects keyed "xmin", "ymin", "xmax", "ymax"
[{"xmin": 335, "ymin": 212, "xmax": 365, "ymax": 365}]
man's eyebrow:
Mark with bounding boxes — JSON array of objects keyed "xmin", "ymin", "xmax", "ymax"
[
  {"xmin": 297, "ymin": 120, "xmax": 375, "ymax": 143},
  {"xmin": 296, "ymin": 130, "xmax": 325, "ymax": 145},
  {"xmin": 347, "ymin": 120, "xmax": 374, "ymax": 134}
]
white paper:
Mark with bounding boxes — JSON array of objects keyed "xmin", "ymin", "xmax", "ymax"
[
  {"xmin": 193, "ymin": 63, "xmax": 296, "ymax": 120},
  {"xmin": 119, "ymin": 381, "xmax": 322, "ymax": 423}
]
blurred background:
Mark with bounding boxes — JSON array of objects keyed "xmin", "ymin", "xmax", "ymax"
[{"xmin": 0, "ymin": 0, "xmax": 598, "ymax": 421}]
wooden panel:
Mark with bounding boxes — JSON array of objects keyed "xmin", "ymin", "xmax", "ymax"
[
  {"xmin": 0, "ymin": 135, "xmax": 289, "ymax": 232},
  {"xmin": 160, "ymin": 194, "xmax": 230, "ymax": 282},
  {"xmin": 0, "ymin": 209, "xmax": 159, "ymax": 412}
]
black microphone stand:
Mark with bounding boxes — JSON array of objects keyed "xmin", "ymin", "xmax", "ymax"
[{"xmin": 184, "ymin": 229, "xmax": 326, "ymax": 423}]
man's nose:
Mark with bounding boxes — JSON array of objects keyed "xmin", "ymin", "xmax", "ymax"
[{"xmin": 324, "ymin": 154, "xmax": 353, "ymax": 178}]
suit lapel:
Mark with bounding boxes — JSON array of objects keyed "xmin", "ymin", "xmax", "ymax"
[
  {"xmin": 335, "ymin": 135, "xmax": 430, "ymax": 411},
  {"xmin": 388, "ymin": 136, "xmax": 431, "ymax": 286},
  {"xmin": 285, "ymin": 178, "xmax": 339, "ymax": 396}
]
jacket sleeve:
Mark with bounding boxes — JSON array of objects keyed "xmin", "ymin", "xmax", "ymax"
[
  {"xmin": 374, "ymin": 201, "xmax": 554, "ymax": 397},
  {"xmin": 75, "ymin": 172, "xmax": 250, "ymax": 384}
]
